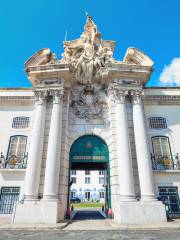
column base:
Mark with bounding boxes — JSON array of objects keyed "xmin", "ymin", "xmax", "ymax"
[
  {"xmin": 119, "ymin": 195, "xmax": 136, "ymax": 202},
  {"xmin": 12, "ymin": 200, "xmax": 64, "ymax": 224},
  {"xmin": 140, "ymin": 195, "xmax": 158, "ymax": 202},
  {"xmin": 114, "ymin": 201, "xmax": 167, "ymax": 224},
  {"xmin": 42, "ymin": 195, "xmax": 59, "ymax": 201},
  {"xmin": 24, "ymin": 195, "xmax": 38, "ymax": 201}
]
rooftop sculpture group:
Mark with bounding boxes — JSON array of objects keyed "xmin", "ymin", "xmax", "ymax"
[
  {"xmin": 61, "ymin": 14, "xmax": 116, "ymax": 84},
  {"xmin": 24, "ymin": 14, "xmax": 154, "ymax": 87}
]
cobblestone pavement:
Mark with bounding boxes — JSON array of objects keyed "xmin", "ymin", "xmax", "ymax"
[{"xmin": 0, "ymin": 229, "xmax": 180, "ymax": 240}]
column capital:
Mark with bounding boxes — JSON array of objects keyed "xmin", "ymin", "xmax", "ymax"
[
  {"xmin": 131, "ymin": 89, "xmax": 143, "ymax": 105},
  {"xmin": 108, "ymin": 85, "xmax": 128, "ymax": 104},
  {"xmin": 34, "ymin": 91, "xmax": 47, "ymax": 105},
  {"xmin": 114, "ymin": 89, "xmax": 128, "ymax": 104},
  {"xmin": 50, "ymin": 89, "xmax": 64, "ymax": 104}
]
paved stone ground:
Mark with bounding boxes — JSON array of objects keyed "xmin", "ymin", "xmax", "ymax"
[
  {"xmin": 0, "ymin": 229, "xmax": 180, "ymax": 240},
  {"xmin": 1, "ymin": 210, "xmax": 180, "ymax": 239}
]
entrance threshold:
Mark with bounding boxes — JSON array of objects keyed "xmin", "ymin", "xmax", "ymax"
[{"xmin": 72, "ymin": 209, "xmax": 106, "ymax": 220}]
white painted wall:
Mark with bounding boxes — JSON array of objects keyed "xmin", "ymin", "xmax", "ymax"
[
  {"xmin": 0, "ymin": 90, "xmax": 34, "ymax": 197},
  {"xmin": 154, "ymin": 172, "xmax": 180, "ymax": 194},
  {"xmin": 144, "ymin": 104, "xmax": 180, "ymax": 155},
  {"xmin": 144, "ymin": 101, "xmax": 180, "ymax": 200}
]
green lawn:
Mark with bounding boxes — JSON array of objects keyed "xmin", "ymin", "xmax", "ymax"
[{"xmin": 71, "ymin": 202, "xmax": 104, "ymax": 208}]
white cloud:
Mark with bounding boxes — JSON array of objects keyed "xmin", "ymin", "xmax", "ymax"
[{"xmin": 160, "ymin": 58, "xmax": 180, "ymax": 86}]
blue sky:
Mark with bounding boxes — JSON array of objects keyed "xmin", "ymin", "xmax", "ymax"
[{"xmin": 0, "ymin": 0, "xmax": 180, "ymax": 88}]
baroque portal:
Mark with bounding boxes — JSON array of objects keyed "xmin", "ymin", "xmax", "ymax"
[{"xmin": 13, "ymin": 15, "xmax": 167, "ymax": 225}]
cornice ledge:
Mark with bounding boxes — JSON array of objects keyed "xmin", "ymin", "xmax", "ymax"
[
  {"xmin": 109, "ymin": 63, "xmax": 153, "ymax": 72},
  {"xmin": 27, "ymin": 63, "xmax": 70, "ymax": 73},
  {"xmin": 143, "ymin": 95, "xmax": 180, "ymax": 105},
  {"xmin": 0, "ymin": 95, "xmax": 35, "ymax": 105}
]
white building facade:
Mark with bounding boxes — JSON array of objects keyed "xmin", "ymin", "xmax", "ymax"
[
  {"xmin": 70, "ymin": 170, "xmax": 106, "ymax": 202},
  {"xmin": 0, "ymin": 16, "xmax": 180, "ymax": 224}
]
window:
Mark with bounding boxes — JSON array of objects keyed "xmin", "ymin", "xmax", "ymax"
[
  {"xmin": 158, "ymin": 186, "xmax": 180, "ymax": 214},
  {"xmin": 99, "ymin": 177, "xmax": 105, "ymax": 184},
  {"xmin": 7, "ymin": 135, "xmax": 27, "ymax": 161},
  {"xmin": 148, "ymin": 117, "xmax": 167, "ymax": 129},
  {"xmin": 99, "ymin": 170, "xmax": 104, "ymax": 175},
  {"xmin": 152, "ymin": 136, "xmax": 171, "ymax": 158},
  {"xmin": 85, "ymin": 191, "xmax": 91, "ymax": 200},
  {"xmin": 85, "ymin": 170, "xmax": 90, "ymax": 175},
  {"xmin": 99, "ymin": 191, "xmax": 105, "ymax": 199},
  {"xmin": 70, "ymin": 191, "xmax": 76, "ymax": 198},
  {"xmin": 71, "ymin": 170, "xmax": 76, "ymax": 175},
  {"xmin": 71, "ymin": 177, "xmax": 76, "ymax": 183},
  {"xmin": 12, "ymin": 116, "xmax": 30, "ymax": 129},
  {"xmin": 0, "ymin": 187, "xmax": 20, "ymax": 214},
  {"xmin": 85, "ymin": 177, "xmax": 90, "ymax": 184}
]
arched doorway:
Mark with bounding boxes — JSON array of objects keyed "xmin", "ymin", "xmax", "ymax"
[{"xmin": 68, "ymin": 135, "xmax": 111, "ymax": 219}]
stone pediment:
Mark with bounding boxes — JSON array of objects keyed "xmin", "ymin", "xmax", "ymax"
[
  {"xmin": 24, "ymin": 49, "xmax": 58, "ymax": 71},
  {"xmin": 123, "ymin": 47, "xmax": 154, "ymax": 67}
]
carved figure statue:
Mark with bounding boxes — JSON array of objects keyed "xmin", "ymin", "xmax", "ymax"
[{"xmin": 61, "ymin": 14, "xmax": 116, "ymax": 84}]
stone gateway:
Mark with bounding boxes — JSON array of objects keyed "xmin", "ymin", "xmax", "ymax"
[
  {"xmin": 10, "ymin": 15, "xmax": 167, "ymax": 224},
  {"xmin": 1, "ymin": 15, "xmax": 180, "ymax": 224}
]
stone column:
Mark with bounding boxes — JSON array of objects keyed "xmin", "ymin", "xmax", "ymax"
[
  {"xmin": 43, "ymin": 89, "xmax": 63, "ymax": 200},
  {"xmin": 24, "ymin": 91, "xmax": 46, "ymax": 200},
  {"xmin": 113, "ymin": 88, "xmax": 135, "ymax": 201},
  {"xmin": 131, "ymin": 90, "xmax": 157, "ymax": 201}
]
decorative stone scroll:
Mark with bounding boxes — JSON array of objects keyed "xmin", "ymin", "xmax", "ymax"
[
  {"xmin": 71, "ymin": 85, "xmax": 107, "ymax": 120},
  {"xmin": 61, "ymin": 14, "xmax": 116, "ymax": 84}
]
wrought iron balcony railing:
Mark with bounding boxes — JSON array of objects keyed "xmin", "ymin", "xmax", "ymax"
[
  {"xmin": 151, "ymin": 153, "xmax": 180, "ymax": 171},
  {"xmin": 0, "ymin": 153, "xmax": 28, "ymax": 169}
]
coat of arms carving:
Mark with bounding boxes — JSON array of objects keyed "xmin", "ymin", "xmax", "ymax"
[{"xmin": 71, "ymin": 85, "xmax": 107, "ymax": 120}]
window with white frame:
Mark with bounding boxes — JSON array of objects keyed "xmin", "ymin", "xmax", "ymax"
[
  {"xmin": 85, "ymin": 170, "xmax": 90, "ymax": 175},
  {"xmin": 12, "ymin": 116, "xmax": 30, "ymax": 129},
  {"xmin": 148, "ymin": 117, "xmax": 167, "ymax": 129},
  {"xmin": 70, "ymin": 191, "xmax": 76, "ymax": 198},
  {"xmin": 99, "ymin": 170, "xmax": 104, "ymax": 175},
  {"xmin": 85, "ymin": 191, "xmax": 91, "ymax": 200},
  {"xmin": 152, "ymin": 136, "xmax": 171, "ymax": 158},
  {"xmin": 85, "ymin": 177, "xmax": 90, "ymax": 184},
  {"xmin": 7, "ymin": 135, "xmax": 27, "ymax": 160},
  {"xmin": 71, "ymin": 177, "xmax": 76, "ymax": 183},
  {"xmin": 99, "ymin": 191, "xmax": 105, "ymax": 199},
  {"xmin": 158, "ymin": 186, "xmax": 180, "ymax": 214},
  {"xmin": 99, "ymin": 177, "xmax": 105, "ymax": 184},
  {"xmin": 71, "ymin": 170, "xmax": 76, "ymax": 175}
]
